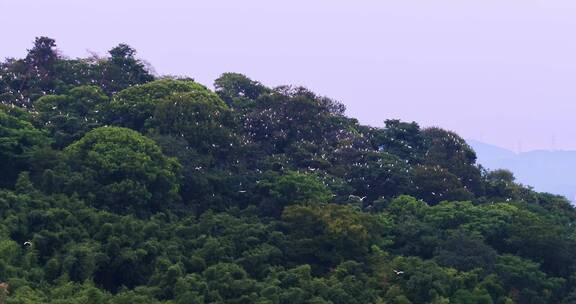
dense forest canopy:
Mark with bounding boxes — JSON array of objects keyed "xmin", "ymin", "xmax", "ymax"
[{"xmin": 0, "ymin": 37, "xmax": 575, "ymax": 303}]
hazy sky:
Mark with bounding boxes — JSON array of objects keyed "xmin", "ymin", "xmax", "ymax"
[{"xmin": 3, "ymin": 0, "xmax": 576, "ymax": 151}]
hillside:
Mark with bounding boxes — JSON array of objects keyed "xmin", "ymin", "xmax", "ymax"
[
  {"xmin": 469, "ymin": 139, "xmax": 576, "ymax": 202},
  {"xmin": 1, "ymin": 37, "xmax": 576, "ymax": 303}
]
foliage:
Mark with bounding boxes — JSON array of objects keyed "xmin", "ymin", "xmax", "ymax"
[
  {"xmin": 214, "ymin": 72, "xmax": 269, "ymax": 106},
  {"xmin": 104, "ymin": 79, "xmax": 207, "ymax": 131},
  {"xmin": 35, "ymin": 85, "xmax": 108, "ymax": 148},
  {"xmin": 63, "ymin": 126, "xmax": 180, "ymax": 214},
  {"xmin": 0, "ymin": 38, "xmax": 575, "ymax": 303},
  {"xmin": 0, "ymin": 107, "xmax": 48, "ymax": 188},
  {"xmin": 257, "ymin": 171, "xmax": 332, "ymax": 216}
]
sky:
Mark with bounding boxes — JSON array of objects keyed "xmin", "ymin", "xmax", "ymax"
[{"xmin": 2, "ymin": 0, "xmax": 576, "ymax": 152}]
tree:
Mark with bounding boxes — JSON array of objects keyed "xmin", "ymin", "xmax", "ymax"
[
  {"xmin": 258, "ymin": 171, "xmax": 332, "ymax": 216},
  {"xmin": 344, "ymin": 151, "xmax": 412, "ymax": 205},
  {"xmin": 386, "ymin": 256, "xmax": 465, "ymax": 303},
  {"xmin": 35, "ymin": 85, "xmax": 108, "ymax": 148},
  {"xmin": 214, "ymin": 73, "xmax": 269, "ymax": 106},
  {"xmin": 105, "ymin": 79, "xmax": 207, "ymax": 131},
  {"xmin": 0, "ymin": 37, "xmax": 59, "ymax": 106},
  {"xmin": 282, "ymin": 203, "xmax": 392, "ymax": 268},
  {"xmin": 371, "ymin": 119, "xmax": 425, "ymax": 164},
  {"xmin": 99, "ymin": 43, "xmax": 154, "ymax": 95},
  {"xmin": 23, "ymin": 37, "xmax": 59, "ymax": 101},
  {"xmin": 411, "ymin": 165, "xmax": 473, "ymax": 205},
  {"xmin": 434, "ymin": 229, "xmax": 497, "ymax": 272},
  {"xmin": 422, "ymin": 127, "xmax": 484, "ymax": 195},
  {"xmin": 26, "ymin": 37, "xmax": 58, "ymax": 71},
  {"xmin": 494, "ymin": 255, "xmax": 564, "ymax": 303},
  {"xmin": 386, "ymin": 195, "xmax": 439, "ymax": 258},
  {"xmin": 242, "ymin": 86, "xmax": 346, "ymax": 154},
  {"xmin": 63, "ymin": 126, "xmax": 180, "ymax": 214},
  {"xmin": 201, "ymin": 263, "xmax": 258, "ymax": 302},
  {"xmin": 148, "ymin": 88, "xmax": 236, "ymax": 157},
  {"xmin": 0, "ymin": 107, "xmax": 48, "ymax": 187}
]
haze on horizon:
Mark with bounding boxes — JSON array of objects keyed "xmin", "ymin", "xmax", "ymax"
[{"xmin": 3, "ymin": 0, "xmax": 575, "ymax": 152}]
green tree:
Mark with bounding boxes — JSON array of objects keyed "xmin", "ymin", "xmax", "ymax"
[
  {"xmin": 282, "ymin": 203, "xmax": 392, "ymax": 268},
  {"xmin": 0, "ymin": 107, "xmax": 48, "ymax": 187},
  {"xmin": 422, "ymin": 127, "xmax": 484, "ymax": 195},
  {"xmin": 64, "ymin": 126, "xmax": 180, "ymax": 214},
  {"xmin": 148, "ymin": 88, "xmax": 236, "ymax": 157},
  {"xmin": 344, "ymin": 151, "xmax": 412, "ymax": 205},
  {"xmin": 35, "ymin": 85, "xmax": 108, "ymax": 148},
  {"xmin": 371, "ymin": 119, "xmax": 425, "ymax": 164},
  {"xmin": 214, "ymin": 72, "xmax": 269, "ymax": 106},
  {"xmin": 105, "ymin": 79, "xmax": 207, "ymax": 131},
  {"xmin": 434, "ymin": 229, "xmax": 497, "ymax": 272},
  {"xmin": 412, "ymin": 165, "xmax": 473, "ymax": 205},
  {"xmin": 258, "ymin": 171, "xmax": 332, "ymax": 216},
  {"xmin": 99, "ymin": 44, "xmax": 154, "ymax": 95},
  {"xmin": 494, "ymin": 255, "xmax": 564, "ymax": 303}
]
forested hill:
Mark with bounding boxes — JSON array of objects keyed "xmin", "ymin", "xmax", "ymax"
[{"xmin": 0, "ymin": 37, "xmax": 575, "ymax": 304}]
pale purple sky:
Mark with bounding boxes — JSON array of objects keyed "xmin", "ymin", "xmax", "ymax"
[{"xmin": 3, "ymin": 0, "xmax": 576, "ymax": 151}]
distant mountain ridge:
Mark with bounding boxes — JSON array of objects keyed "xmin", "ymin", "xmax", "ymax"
[{"xmin": 468, "ymin": 139, "xmax": 576, "ymax": 202}]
